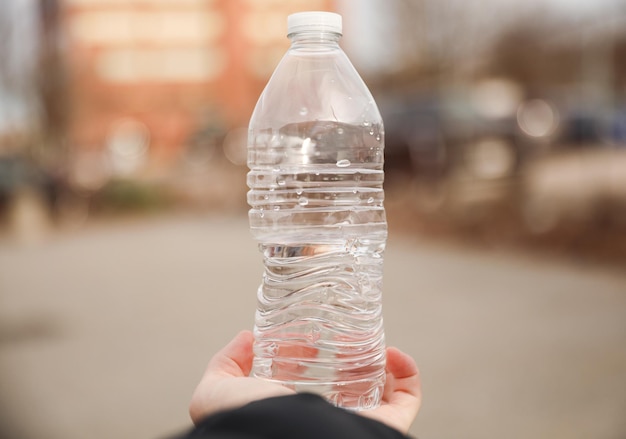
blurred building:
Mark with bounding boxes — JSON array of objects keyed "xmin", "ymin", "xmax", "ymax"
[{"xmin": 62, "ymin": 0, "xmax": 335, "ymax": 177}]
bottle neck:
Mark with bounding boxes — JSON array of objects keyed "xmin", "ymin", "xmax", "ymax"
[{"xmin": 288, "ymin": 31, "xmax": 341, "ymax": 49}]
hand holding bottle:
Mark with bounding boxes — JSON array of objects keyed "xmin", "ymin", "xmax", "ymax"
[{"xmin": 189, "ymin": 331, "xmax": 422, "ymax": 435}]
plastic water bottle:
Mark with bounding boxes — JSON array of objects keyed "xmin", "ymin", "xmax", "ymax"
[{"xmin": 247, "ymin": 11, "xmax": 387, "ymax": 411}]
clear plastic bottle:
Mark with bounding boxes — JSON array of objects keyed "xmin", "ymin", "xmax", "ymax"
[{"xmin": 247, "ymin": 11, "xmax": 387, "ymax": 411}]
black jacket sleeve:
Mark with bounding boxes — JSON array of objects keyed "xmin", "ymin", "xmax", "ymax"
[{"xmin": 178, "ymin": 393, "xmax": 411, "ymax": 439}]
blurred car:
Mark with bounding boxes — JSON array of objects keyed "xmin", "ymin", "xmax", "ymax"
[{"xmin": 379, "ymin": 93, "xmax": 449, "ymax": 179}]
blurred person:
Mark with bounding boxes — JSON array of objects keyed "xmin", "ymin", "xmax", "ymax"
[{"xmin": 175, "ymin": 330, "xmax": 421, "ymax": 439}]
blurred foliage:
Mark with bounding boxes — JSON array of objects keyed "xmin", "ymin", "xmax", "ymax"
[{"xmin": 94, "ymin": 179, "xmax": 173, "ymax": 214}]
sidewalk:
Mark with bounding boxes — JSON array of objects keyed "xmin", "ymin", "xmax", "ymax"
[{"xmin": 1, "ymin": 213, "xmax": 625, "ymax": 439}]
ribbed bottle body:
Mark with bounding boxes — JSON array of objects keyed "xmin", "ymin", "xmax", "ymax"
[{"xmin": 247, "ymin": 29, "xmax": 387, "ymax": 410}]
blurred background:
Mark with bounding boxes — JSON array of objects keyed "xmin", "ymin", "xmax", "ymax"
[
  {"xmin": 1, "ymin": 0, "xmax": 626, "ymax": 257},
  {"xmin": 1, "ymin": 0, "xmax": 625, "ymax": 438}
]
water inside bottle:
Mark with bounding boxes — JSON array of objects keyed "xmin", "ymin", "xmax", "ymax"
[{"xmin": 248, "ymin": 121, "xmax": 387, "ymax": 410}]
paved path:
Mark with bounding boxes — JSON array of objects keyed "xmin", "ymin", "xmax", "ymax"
[{"xmin": 1, "ymin": 213, "xmax": 625, "ymax": 439}]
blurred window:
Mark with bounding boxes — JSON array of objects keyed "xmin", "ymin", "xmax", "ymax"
[
  {"xmin": 70, "ymin": 10, "xmax": 224, "ymax": 46},
  {"xmin": 245, "ymin": 0, "xmax": 324, "ymax": 8},
  {"xmin": 96, "ymin": 48, "xmax": 226, "ymax": 83},
  {"xmin": 66, "ymin": 0, "xmax": 209, "ymax": 5},
  {"xmin": 242, "ymin": 11, "xmax": 285, "ymax": 45}
]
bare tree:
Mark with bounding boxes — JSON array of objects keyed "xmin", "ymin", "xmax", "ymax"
[
  {"xmin": 0, "ymin": 0, "xmax": 66, "ymax": 169},
  {"xmin": 34, "ymin": 0, "xmax": 68, "ymax": 170}
]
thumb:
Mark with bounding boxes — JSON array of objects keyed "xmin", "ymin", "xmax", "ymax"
[{"xmin": 206, "ymin": 330, "xmax": 255, "ymax": 378}]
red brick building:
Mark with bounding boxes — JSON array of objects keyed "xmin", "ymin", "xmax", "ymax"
[{"xmin": 62, "ymin": 0, "xmax": 335, "ymax": 175}]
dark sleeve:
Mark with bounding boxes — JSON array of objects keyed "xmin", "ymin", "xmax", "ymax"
[{"xmin": 178, "ymin": 393, "xmax": 411, "ymax": 439}]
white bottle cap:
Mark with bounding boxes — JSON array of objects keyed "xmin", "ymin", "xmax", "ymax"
[{"xmin": 287, "ymin": 11, "xmax": 342, "ymax": 36}]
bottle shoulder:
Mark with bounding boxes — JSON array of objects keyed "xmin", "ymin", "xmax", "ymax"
[{"xmin": 250, "ymin": 49, "xmax": 382, "ymax": 129}]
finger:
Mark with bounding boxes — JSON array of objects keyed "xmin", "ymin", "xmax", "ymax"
[
  {"xmin": 386, "ymin": 347, "xmax": 419, "ymax": 382},
  {"xmin": 206, "ymin": 330, "xmax": 255, "ymax": 378},
  {"xmin": 383, "ymin": 347, "xmax": 421, "ymax": 408}
]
